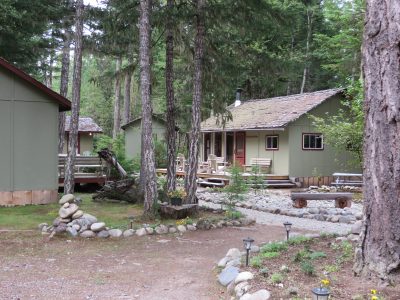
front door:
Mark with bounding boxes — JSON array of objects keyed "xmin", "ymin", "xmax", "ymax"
[{"xmin": 235, "ymin": 131, "xmax": 246, "ymax": 166}]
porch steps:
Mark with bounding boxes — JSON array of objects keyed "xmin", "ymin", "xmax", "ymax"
[{"xmin": 264, "ymin": 179, "xmax": 297, "ymax": 188}]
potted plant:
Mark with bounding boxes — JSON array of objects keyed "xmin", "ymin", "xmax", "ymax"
[{"xmin": 167, "ymin": 188, "xmax": 186, "ymax": 206}]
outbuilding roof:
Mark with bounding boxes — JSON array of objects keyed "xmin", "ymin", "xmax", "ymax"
[
  {"xmin": 201, "ymin": 89, "xmax": 343, "ymax": 132},
  {"xmin": 65, "ymin": 116, "xmax": 103, "ymax": 133},
  {"xmin": 121, "ymin": 114, "xmax": 179, "ymax": 131},
  {"xmin": 0, "ymin": 57, "xmax": 71, "ymax": 111}
]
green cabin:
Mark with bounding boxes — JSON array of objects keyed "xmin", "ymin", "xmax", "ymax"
[
  {"xmin": 0, "ymin": 58, "xmax": 71, "ymax": 206},
  {"xmin": 200, "ymin": 89, "xmax": 360, "ymax": 181},
  {"xmin": 122, "ymin": 115, "xmax": 171, "ymax": 159}
]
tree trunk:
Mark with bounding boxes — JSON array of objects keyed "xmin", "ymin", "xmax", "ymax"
[
  {"xmin": 184, "ymin": 0, "xmax": 205, "ymax": 204},
  {"xmin": 354, "ymin": 0, "xmax": 400, "ymax": 284},
  {"xmin": 113, "ymin": 57, "xmax": 122, "ymax": 138},
  {"xmin": 58, "ymin": 31, "xmax": 71, "ymax": 154},
  {"xmin": 139, "ymin": 0, "xmax": 158, "ymax": 217},
  {"xmin": 165, "ymin": 0, "xmax": 176, "ymax": 192},
  {"xmin": 123, "ymin": 70, "xmax": 132, "ymax": 125},
  {"xmin": 300, "ymin": 7, "xmax": 313, "ymax": 94},
  {"xmin": 64, "ymin": 0, "xmax": 84, "ymax": 194}
]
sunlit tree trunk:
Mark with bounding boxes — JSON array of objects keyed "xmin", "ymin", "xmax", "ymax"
[
  {"xmin": 123, "ymin": 70, "xmax": 132, "ymax": 125},
  {"xmin": 139, "ymin": 0, "xmax": 158, "ymax": 216},
  {"xmin": 300, "ymin": 7, "xmax": 313, "ymax": 94},
  {"xmin": 184, "ymin": 0, "xmax": 205, "ymax": 204},
  {"xmin": 354, "ymin": 0, "xmax": 400, "ymax": 284},
  {"xmin": 113, "ymin": 57, "xmax": 122, "ymax": 138},
  {"xmin": 64, "ymin": 0, "xmax": 84, "ymax": 194}
]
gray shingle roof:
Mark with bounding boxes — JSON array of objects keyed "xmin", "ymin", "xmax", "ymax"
[
  {"xmin": 65, "ymin": 116, "xmax": 103, "ymax": 133},
  {"xmin": 201, "ymin": 89, "xmax": 343, "ymax": 132}
]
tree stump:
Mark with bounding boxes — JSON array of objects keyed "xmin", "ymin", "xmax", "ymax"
[
  {"xmin": 159, "ymin": 204, "xmax": 198, "ymax": 219},
  {"xmin": 293, "ymin": 198, "xmax": 307, "ymax": 208},
  {"xmin": 335, "ymin": 197, "xmax": 351, "ymax": 209}
]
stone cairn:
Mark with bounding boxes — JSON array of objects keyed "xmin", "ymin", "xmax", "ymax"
[{"xmin": 38, "ymin": 194, "xmax": 257, "ymax": 239}]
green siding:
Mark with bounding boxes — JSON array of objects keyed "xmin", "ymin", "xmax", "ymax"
[
  {"xmin": 80, "ymin": 133, "xmax": 94, "ymax": 155},
  {"xmin": 245, "ymin": 130, "xmax": 289, "ymax": 174},
  {"xmin": 0, "ymin": 67, "xmax": 59, "ymax": 192},
  {"xmin": 288, "ymin": 95, "xmax": 361, "ymax": 177},
  {"xmin": 124, "ymin": 118, "xmax": 167, "ymax": 159},
  {"xmin": 0, "ymin": 101, "xmax": 12, "ymax": 190}
]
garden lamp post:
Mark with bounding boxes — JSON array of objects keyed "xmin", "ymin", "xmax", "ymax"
[
  {"xmin": 243, "ymin": 237, "xmax": 254, "ymax": 267},
  {"xmin": 128, "ymin": 216, "xmax": 134, "ymax": 229},
  {"xmin": 283, "ymin": 221, "xmax": 292, "ymax": 241},
  {"xmin": 311, "ymin": 287, "xmax": 330, "ymax": 300}
]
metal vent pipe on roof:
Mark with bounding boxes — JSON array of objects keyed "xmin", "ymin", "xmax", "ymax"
[{"xmin": 234, "ymin": 87, "xmax": 243, "ymax": 107}]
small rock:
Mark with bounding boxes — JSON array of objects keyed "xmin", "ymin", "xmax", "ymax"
[
  {"xmin": 155, "ymin": 224, "xmax": 169, "ymax": 234},
  {"xmin": 218, "ymin": 257, "xmax": 229, "ymax": 268},
  {"xmin": 240, "ymin": 289, "xmax": 271, "ymax": 300},
  {"xmin": 59, "ymin": 194, "xmax": 75, "ymax": 205},
  {"xmin": 351, "ymin": 220, "xmax": 363, "ymax": 235},
  {"xmin": 53, "ymin": 218, "xmax": 62, "ymax": 226},
  {"xmin": 308, "ymin": 208, "xmax": 319, "ymax": 214},
  {"xmin": 235, "ymin": 281, "xmax": 250, "ymax": 298},
  {"xmin": 226, "ymin": 248, "xmax": 241, "ymax": 260},
  {"xmin": 123, "ymin": 229, "xmax": 135, "ymax": 237},
  {"xmin": 347, "ymin": 234, "xmax": 359, "ymax": 242},
  {"xmin": 91, "ymin": 222, "xmax": 106, "ymax": 232},
  {"xmin": 55, "ymin": 223, "xmax": 67, "ymax": 233},
  {"xmin": 38, "ymin": 223, "xmax": 48, "ymax": 231},
  {"xmin": 187, "ymin": 224, "xmax": 196, "ymax": 231},
  {"xmin": 81, "ymin": 213, "xmax": 97, "ymax": 225},
  {"xmin": 72, "ymin": 224, "xmax": 80, "ymax": 231},
  {"xmin": 80, "ymin": 230, "xmax": 96, "ymax": 238},
  {"xmin": 197, "ymin": 219, "xmax": 212, "ymax": 230},
  {"xmin": 145, "ymin": 227, "xmax": 154, "ymax": 234},
  {"xmin": 97, "ymin": 230, "xmax": 110, "ymax": 238},
  {"xmin": 330, "ymin": 215, "xmax": 340, "ymax": 223},
  {"xmin": 177, "ymin": 225, "xmax": 187, "ymax": 233},
  {"xmin": 232, "ymin": 220, "xmax": 241, "ymax": 226},
  {"xmin": 108, "ymin": 229, "xmax": 123, "ymax": 238},
  {"xmin": 250, "ymin": 245, "xmax": 260, "ymax": 253},
  {"xmin": 72, "ymin": 210, "xmax": 83, "ymax": 219},
  {"xmin": 288, "ymin": 286, "xmax": 299, "ymax": 296},
  {"xmin": 314, "ymin": 214, "xmax": 326, "ymax": 221},
  {"xmin": 66, "ymin": 226, "xmax": 78, "ymax": 237},
  {"xmin": 63, "ymin": 202, "xmax": 70, "ymax": 208},
  {"xmin": 355, "ymin": 212, "xmax": 363, "ymax": 220},
  {"xmin": 339, "ymin": 216, "xmax": 354, "ymax": 224},
  {"xmin": 41, "ymin": 226, "xmax": 48, "ymax": 232},
  {"xmin": 280, "ymin": 265, "xmax": 290, "ymax": 273},
  {"xmin": 226, "ymin": 221, "xmax": 233, "ymax": 226},
  {"xmin": 218, "ymin": 266, "xmax": 240, "ymax": 286},
  {"xmin": 226, "ymin": 258, "xmax": 241, "ymax": 268},
  {"xmin": 59, "ymin": 203, "xmax": 79, "ymax": 219},
  {"xmin": 235, "ymin": 272, "xmax": 254, "ymax": 284},
  {"xmin": 169, "ymin": 227, "xmax": 177, "ymax": 233},
  {"xmin": 136, "ymin": 228, "xmax": 147, "ymax": 236}
]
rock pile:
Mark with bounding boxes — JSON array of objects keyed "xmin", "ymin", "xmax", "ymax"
[
  {"xmin": 38, "ymin": 194, "xmax": 257, "ymax": 239},
  {"xmin": 217, "ymin": 247, "xmax": 270, "ymax": 300}
]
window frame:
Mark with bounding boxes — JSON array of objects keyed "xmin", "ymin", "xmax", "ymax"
[
  {"xmin": 302, "ymin": 133, "xmax": 324, "ymax": 150},
  {"xmin": 265, "ymin": 135, "xmax": 279, "ymax": 151}
]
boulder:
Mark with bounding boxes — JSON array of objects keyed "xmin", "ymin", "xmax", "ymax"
[
  {"xmin": 136, "ymin": 228, "xmax": 147, "ymax": 237},
  {"xmin": 217, "ymin": 257, "xmax": 229, "ymax": 268},
  {"xmin": 66, "ymin": 226, "xmax": 78, "ymax": 237},
  {"xmin": 351, "ymin": 220, "xmax": 363, "ymax": 235},
  {"xmin": 226, "ymin": 258, "xmax": 241, "ymax": 268},
  {"xmin": 339, "ymin": 216, "xmax": 355, "ymax": 224},
  {"xmin": 80, "ymin": 230, "xmax": 96, "ymax": 238},
  {"xmin": 196, "ymin": 219, "xmax": 212, "ymax": 230},
  {"xmin": 169, "ymin": 227, "xmax": 177, "ymax": 234},
  {"xmin": 91, "ymin": 222, "xmax": 106, "ymax": 232},
  {"xmin": 59, "ymin": 203, "xmax": 79, "ymax": 219},
  {"xmin": 97, "ymin": 230, "xmax": 110, "ymax": 238},
  {"xmin": 55, "ymin": 223, "xmax": 67, "ymax": 233},
  {"xmin": 250, "ymin": 245, "xmax": 260, "ymax": 253},
  {"xmin": 177, "ymin": 225, "xmax": 187, "ymax": 233},
  {"xmin": 218, "ymin": 266, "xmax": 240, "ymax": 286},
  {"xmin": 226, "ymin": 248, "xmax": 241, "ymax": 260},
  {"xmin": 81, "ymin": 213, "xmax": 97, "ymax": 225},
  {"xmin": 123, "ymin": 229, "xmax": 135, "ymax": 237},
  {"xmin": 108, "ymin": 229, "xmax": 123, "ymax": 238},
  {"xmin": 59, "ymin": 194, "xmax": 75, "ymax": 205},
  {"xmin": 235, "ymin": 281, "xmax": 250, "ymax": 298},
  {"xmin": 38, "ymin": 223, "xmax": 48, "ymax": 231},
  {"xmin": 145, "ymin": 227, "xmax": 154, "ymax": 235},
  {"xmin": 187, "ymin": 224, "xmax": 196, "ymax": 231},
  {"xmin": 235, "ymin": 272, "xmax": 254, "ymax": 284}
]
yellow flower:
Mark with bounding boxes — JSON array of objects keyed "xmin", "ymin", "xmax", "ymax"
[
  {"xmin": 321, "ymin": 279, "xmax": 330, "ymax": 286},
  {"xmin": 371, "ymin": 296, "xmax": 378, "ymax": 300},
  {"xmin": 371, "ymin": 289, "xmax": 377, "ymax": 295}
]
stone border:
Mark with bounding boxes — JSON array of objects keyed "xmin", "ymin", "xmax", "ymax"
[{"xmin": 39, "ymin": 194, "xmax": 257, "ymax": 239}]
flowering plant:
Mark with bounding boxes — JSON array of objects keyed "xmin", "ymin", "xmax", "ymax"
[
  {"xmin": 321, "ymin": 279, "xmax": 330, "ymax": 287},
  {"xmin": 167, "ymin": 188, "xmax": 187, "ymax": 198}
]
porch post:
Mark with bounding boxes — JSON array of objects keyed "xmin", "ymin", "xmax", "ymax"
[{"xmin": 222, "ymin": 132, "xmax": 226, "ymax": 159}]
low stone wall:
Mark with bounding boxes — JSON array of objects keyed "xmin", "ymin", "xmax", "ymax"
[{"xmin": 0, "ymin": 189, "xmax": 58, "ymax": 206}]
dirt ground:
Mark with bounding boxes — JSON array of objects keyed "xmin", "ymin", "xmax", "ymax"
[{"xmin": 0, "ymin": 224, "xmax": 291, "ymax": 300}]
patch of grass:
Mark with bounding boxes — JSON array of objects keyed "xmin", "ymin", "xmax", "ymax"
[
  {"xmin": 270, "ymin": 272, "xmax": 284, "ymax": 284},
  {"xmin": 300, "ymin": 261, "xmax": 315, "ymax": 276},
  {"xmin": 292, "ymin": 249, "xmax": 311, "ymax": 263},
  {"xmin": 287, "ymin": 235, "xmax": 312, "ymax": 245},
  {"xmin": 324, "ymin": 264, "xmax": 340, "ymax": 273},
  {"xmin": 261, "ymin": 252, "xmax": 280, "ymax": 259},
  {"xmin": 309, "ymin": 251, "xmax": 327, "ymax": 260},
  {"xmin": 225, "ymin": 209, "xmax": 243, "ymax": 220},
  {"xmin": 250, "ymin": 256, "xmax": 263, "ymax": 268},
  {"xmin": 261, "ymin": 241, "xmax": 288, "ymax": 253},
  {"xmin": 319, "ymin": 232, "xmax": 338, "ymax": 239}
]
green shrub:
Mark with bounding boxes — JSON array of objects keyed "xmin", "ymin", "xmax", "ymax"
[
  {"xmin": 301, "ymin": 261, "xmax": 315, "ymax": 276},
  {"xmin": 292, "ymin": 249, "xmax": 310, "ymax": 262},
  {"xmin": 309, "ymin": 251, "xmax": 327, "ymax": 260},
  {"xmin": 225, "ymin": 164, "xmax": 248, "ymax": 208},
  {"xmin": 225, "ymin": 209, "xmax": 243, "ymax": 220},
  {"xmin": 324, "ymin": 264, "xmax": 340, "ymax": 273},
  {"xmin": 250, "ymin": 256, "xmax": 263, "ymax": 268},
  {"xmin": 261, "ymin": 241, "xmax": 288, "ymax": 253},
  {"xmin": 261, "ymin": 252, "xmax": 280, "ymax": 259},
  {"xmin": 287, "ymin": 235, "xmax": 312, "ymax": 245},
  {"xmin": 259, "ymin": 267, "xmax": 269, "ymax": 277},
  {"xmin": 270, "ymin": 273, "xmax": 284, "ymax": 284},
  {"xmin": 154, "ymin": 140, "xmax": 167, "ymax": 168}
]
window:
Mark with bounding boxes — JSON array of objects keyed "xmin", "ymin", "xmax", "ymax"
[
  {"xmin": 265, "ymin": 135, "xmax": 279, "ymax": 150},
  {"xmin": 303, "ymin": 133, "xmax": 323, "ymax": 150}
]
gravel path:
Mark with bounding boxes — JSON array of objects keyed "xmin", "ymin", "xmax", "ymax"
[{"xmin": 200, "ymin": 200, "xmax": 353, "ymax": 235}]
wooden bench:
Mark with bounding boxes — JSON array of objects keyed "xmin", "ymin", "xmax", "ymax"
[
  {"xmin": 291, "ymin": 192, "xmax": 353, "ymax": 209},
  {"xmin": 244, "ymin": 158, "xmax": 272, "ymax": 173},
  {"xmin": 332, "ymin": 173, "xmax": 363, "ymax": 187},
  {"xmin": 58, "ymin": 155, "xmax": 105, "ymax": 177},
  {"xmin": 198, "ymin": 177, "xmax": 229, "ymax": 188}
]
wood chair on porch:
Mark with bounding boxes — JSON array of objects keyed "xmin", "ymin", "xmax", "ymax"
[{"xmin": 176, "ymin": 153, "xmax": 186, "ymax": 172}]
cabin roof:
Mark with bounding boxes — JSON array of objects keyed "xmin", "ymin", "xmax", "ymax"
[{"xmin": 65, "ymin": 116, "xmax": 103, "ymax": 133}]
